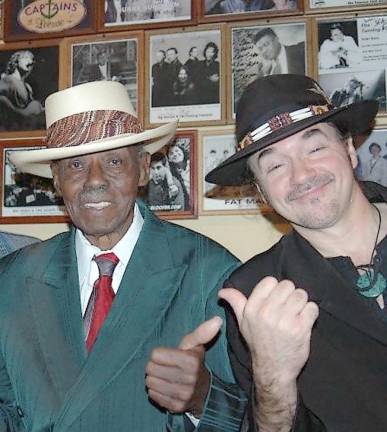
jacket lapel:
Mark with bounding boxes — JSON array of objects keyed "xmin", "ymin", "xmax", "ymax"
[
  {"xmin": 54, "ymin": 206, "xmax": 187, "ymax": 430},
  {"xmin": 284, "ymin": 232, "xmax": 387, "ymax": 346},
  {"xmin": 27, "ymin": 230, "xmax": 86, "ymax": 402}
]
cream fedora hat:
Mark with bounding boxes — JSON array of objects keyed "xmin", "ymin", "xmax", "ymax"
[{"xmin": 9, "ymin": 81, "xmax": 177, "ymax": 178}]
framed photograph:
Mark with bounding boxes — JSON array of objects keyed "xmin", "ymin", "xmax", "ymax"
[
  {"xmin": 199, "ymin": 129, "xmax": 264, "ymax": 214},
  {"xmin": 230, "ymin": 19, "xmax": 308, "ymax": 119},
  {"xmin": 0, "ymin": 138, "xmax": 68, "ymax": 224},
  {"xmin": 355, "ymin": 127, "xmax": 387, "ymax": 188},
  {"xmin": 138, "ymin": 130, "xmax": 197, "ymax": 219},
  {"xmin": 199, "ymin": 0, "xmax": 301, "ymax": 23},
  {"xmin": 0, "ymin": 40, "xmax": 62, "ymax": 137},
  {"xmin": 4, "ymin": 0, "xmax": 97, "ymax": 42},
  {"xmin": 99, "ymin": 0, "xmax": 196, "ymax": 31},
  {"xmin": 65, "ymin": 32, "xmax": 143, "ymax": 119},
  {"xmin": 146, "ymin": 25, "xmax": 226, "ymax": 127},
  {"xmin": 306, "ymin": 0, "xmax": 387, "ymax": 13},
  {"xmin": 315, "ymin": 14, "xmax": 387, "ymax": 115},
  {"xmin": 0, "ymin": 0, "xmax": 4, "ymax": 40}
]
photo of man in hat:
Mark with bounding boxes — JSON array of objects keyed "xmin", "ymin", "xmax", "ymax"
[
  {"xmin": 206, "ymin": 74, "xmax": 387, "ymax": 431},
  {"xmin": 2, "ymin": 80, "xmax": 246, "ymax": 431}
]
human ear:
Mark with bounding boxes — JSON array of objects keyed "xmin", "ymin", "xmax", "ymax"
[{"xmin": 138, "ymin": 152, "xmax": 151, "ymax": 187}]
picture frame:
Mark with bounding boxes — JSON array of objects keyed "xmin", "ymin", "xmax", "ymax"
[
  {"xmin": 4, "ymin": 0, "xmax": 97, "ymax": 42},
  {"xmin": 0, "ymin": 0, "xmax": 4, "ymax": 41},
  {"xmin": 199, "ymin": 0, "xmax": 302, "ymax": 23},
  {"xmin": 64, "ymin": 31, "xmax": 144, "ymax": 121},
  {"xmin": 145, "ymin": 24, "xmax": 226, "ymax": 127},
  {"xmin": 99, "ymin": 0, "xmax": 197, "ymax": 32},
  {"xmin": 0, "ymin": 39, "xmax": 64, "ymax": 137},
  {"xmin": 355, "ymin": 126, "xmax": 387, "ymax": 188},
  {"xmin": 314, "ymin": 13, "xmax": 387, "ymax": 116},
  {"xmin": 305, "ymin": 0, "xmax": 387, "ymax": 14},
  {"xmin": 138, "ymin": 130, "xmax": 198, "ymax": 219},
  {"xmin": 199, "ymin": 128, "xmax": 265, "ymax": 215},
  {"xmin": 0, "ymin": 138, "xmax": 68, "ymax": 224},
  {"xmin": 228, "ymin": 18, "xmax": 310, "ymax": 120}
]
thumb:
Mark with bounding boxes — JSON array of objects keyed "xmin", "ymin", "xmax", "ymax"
[
  {"xmin": 178, "ymin": 316, "xmax": 223, "ymax": 350},
  {"xmin": 218, "ymin": 288, "xmax": 247, "ymax": 328}
]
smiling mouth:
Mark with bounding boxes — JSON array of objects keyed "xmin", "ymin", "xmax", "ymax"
[{"xmin": 84, "ymin": 202, "xmax": 111, "ymax": 210}]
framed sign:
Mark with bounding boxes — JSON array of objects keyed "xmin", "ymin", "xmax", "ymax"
[
  {"xmin": 146, "ymin": 25, "xmax": 226, "ymax": 127},
  {"xmin": 65, "ymin": 31, "xmax": 143, "ymax": 120},
  {"xmin": 199, "ymin": 129, "xmax": 263, "ymax": 214},
  {"xmin": 315, "ymin": 14, "xmax": 387, "ymax": 115},
  {"xmin": 138, "ymin": 130, "xmax": 198, "ymax": 219},
  {"xmin": 229, "ymin": 19, "xmax": 308, "ymax": 119},
  {"xmin": 306, "ymin": 0, "xmax": 387, "ymax": 13},
  {"xmin": 199, "ymin": 0, "xmax": 301, "ymax": 23},
  {"xmin": 4, "ymin": 0, "xmax": 97, "ymax": 42},
  {"xmin": 0, "ymin": 138, "xmax": 68, "ymax": 224},
  {"xmin": 99, "ymin": 0, "xmax": 196, "ymax": 31},
  {"xmin": 0, "ymin": 40, "xmax": 63, "ymax": 137}
]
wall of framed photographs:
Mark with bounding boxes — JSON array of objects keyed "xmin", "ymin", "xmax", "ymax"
[{"xmin": 0, "ymin": 0, "xmax": 386, "ymax": 261}]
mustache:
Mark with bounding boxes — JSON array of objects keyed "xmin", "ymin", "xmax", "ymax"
[
  {"xmin": 79, "ymin": 185, "xmax": 109, "ymax": 203},
  {"xmin": 286, "ymin": 174, "xmax": 333, "ymax": 202}
]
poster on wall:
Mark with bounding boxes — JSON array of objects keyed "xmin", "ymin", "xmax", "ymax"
[
  {"xmin": 317, "ymin": 15, "xmax": 387, "ymax": 113},
  {"xmin": 4, "ymin": 0, "xmax": 96, "ymax": 42}
]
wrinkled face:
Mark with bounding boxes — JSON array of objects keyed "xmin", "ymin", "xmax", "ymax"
[
  {"xmin": 205, "ymin": 46, "xmax": 215, "ymax": 61},
  {"xmin": 150, "ymin": 161, "xmax": 167, "ymax": 183},
  {"xmin": 248, "ymin": 123, "xmax": 358, "ymax": 230},
  {"xmin": 52, "ymin": 147, "xmax": 149, "ymax": 247},
  {"xmin": 168, "ymin": 145, "xmax": 184, "ymax": 164},
  {"xmin": 18, "ymin": 51, "xmax": 35, "ymax": 73},
  {"xmin": 330, "ymin": 28, "xmax": 344, "ymax": 43},
  {"xmin": 255, "ymin": 35, "xmax": 280, "ymax": 61},
  {"xmin": 166, "ymin": 49, "xmax": 177, "ymax": 63}
]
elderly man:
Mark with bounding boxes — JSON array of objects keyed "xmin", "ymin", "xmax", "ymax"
[
  {"xmin": 206, "ymin": 74, "xmax": 387, "ymax": 431},
  {"xmin": 5, "ymin": 81, "xmax": 246, "ymax": 431}
]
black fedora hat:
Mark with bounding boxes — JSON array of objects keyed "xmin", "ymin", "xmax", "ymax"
[{"xmin": 206, "ymin": 74, "xmax": 378, "ymax": 186}]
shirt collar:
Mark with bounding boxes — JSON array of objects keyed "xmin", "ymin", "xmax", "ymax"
[{"xmin": 75, "ymin": 203, "xmax": 144, "ymax": 286}]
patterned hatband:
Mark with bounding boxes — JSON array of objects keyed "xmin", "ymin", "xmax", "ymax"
[
  {"xmin": 45, "ymin": 110, "xmax": 143, "ymax": 149},
  {"xmin": 238, "ymin": 104, "xmax": 332, "ymax": 151}
]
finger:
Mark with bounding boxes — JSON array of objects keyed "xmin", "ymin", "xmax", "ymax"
[
  {"xmin": 147, "ymin": 388, "xmax": 187, "ymax": 413},
  {"xmin": 146, "ymin": 375, "xmax": 193, "ymax": 401},
  {"xmin": 247, "ymin": 276, "xmax": 281, "ymax": 307},
  {"xmin": 218, "ymin": 288, "xmax": 247, "ymax": 326},
  {"xmin": 178, "ymin": 316, "xmax": 222, "ymax": 350},
  {"xmin": 282, "ymin": 288, "xmax": 309, "ymax": 316},
  {"xmin": 148, "ymin": 347, "xmax": 198, "ymax": 367},
  {"xmin": 300, "ymin": 302, "xmax": 319, "ymax": 328},
  {"xmin": 146, "ymin": 361, "xmax": 195, "ymax": 384}
]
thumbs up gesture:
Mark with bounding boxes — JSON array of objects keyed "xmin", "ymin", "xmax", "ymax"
[{"xmin": 145, "ymin": 317, "xmax": 222, "ymax": 416}]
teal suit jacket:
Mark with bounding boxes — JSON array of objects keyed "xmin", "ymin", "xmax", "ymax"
[{"xmin": 0, "ymin": 203, "xmax": 246, "ymax": 431}]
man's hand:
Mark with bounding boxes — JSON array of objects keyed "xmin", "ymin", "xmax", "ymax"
[
  {"xmin": 145, "ymin": 316, "xmax": 222, "ymax": 417},
  {"xmin": 219, "ymin": 277, "xmax": 319, "ymax": 431}
]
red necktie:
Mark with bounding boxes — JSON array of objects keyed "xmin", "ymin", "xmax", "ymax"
[{"xmin": 85, "ymin": 252, "xmax": 119, "ymax": 351}]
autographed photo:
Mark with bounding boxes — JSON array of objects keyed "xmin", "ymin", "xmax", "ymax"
[
  {"xmin": 317, "ymin": 15, "xmax": 387, "ymax": 113},
  {"xmin": 71, "ymin": 38, "xmax": 139, "ymax": 113},
  {"xmin": 309, "ymin": 0, "xmax": 386, "ymax": 9},
  {"xmin": 201, "ymin": 132, "xmax": 259, "ymax": 213},
  {"xmin": 0, "ymin": 46, "xmax": 59, "ymax": 133},
  {"xmin": 104, "ymin": 0, "xmax": 191, "ymax": 27},
  {"xmin": 148, "ymin": 29, "xmax": 222, "ymax": 124},
  {"xmin": 355, "ymin": 128, "xmax": 387, "ymax": 188},
  {"xmin": 2, "ymin": 146, "xmax": 65, "ymax": 219},
  {"xmin": 203, "ymin": 0, "xmax": 297, "ymax": 17},
  {"xmin": 231, "ymin": 22, "xmax": 306, "ymax": 117}
]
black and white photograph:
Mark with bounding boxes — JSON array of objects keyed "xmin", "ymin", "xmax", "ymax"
[
  {"xmin": 203, "ymin": 0, "xmax": 297, "ymax": 17},
  {"xmin": 104, "ymin": 0, "xmax": 191, "ymax": 27},
  {"xmin": 231, "ymin": 22, "xmax": 306, "ymax": 117},
  {"xmin": 139, "ymin": 131, "xmax": 197, "ymax": 218},
  {"xmin": 318, "ymin": 20, "xmax": 361, "ymax": 70},
  {"xmin": 71, "ymin": 38, "xmax": 139, "ymax": 113},
  {"xmin": 319, "ymin": 70, "xmax": 386, "ymax": 111},
  {"xmin": 148, "ymin": 28, "xmax": 222, "ymax": 124},
  {"xmin": 309, "ymin": 0, "xmax": 386, "ymax": 9},
  {"xmin": 355, "ymin": 128, "xmax": 387, "ymax": 187},
  {"xmin": 1, "ymin": 144, "xmax": 66, "ymax": 220},
  {"xmin": 201, "ymin": 131, "xmax": 260, "ymax": 213},
  {"xmin": 0, "ymin": 45, "xmax": 59, "ymax": 133}
]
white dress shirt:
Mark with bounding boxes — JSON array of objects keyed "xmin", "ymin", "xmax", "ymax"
[{"xmin": 75, "ymin": 203, "xmax": 144, "ymax": 316}]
